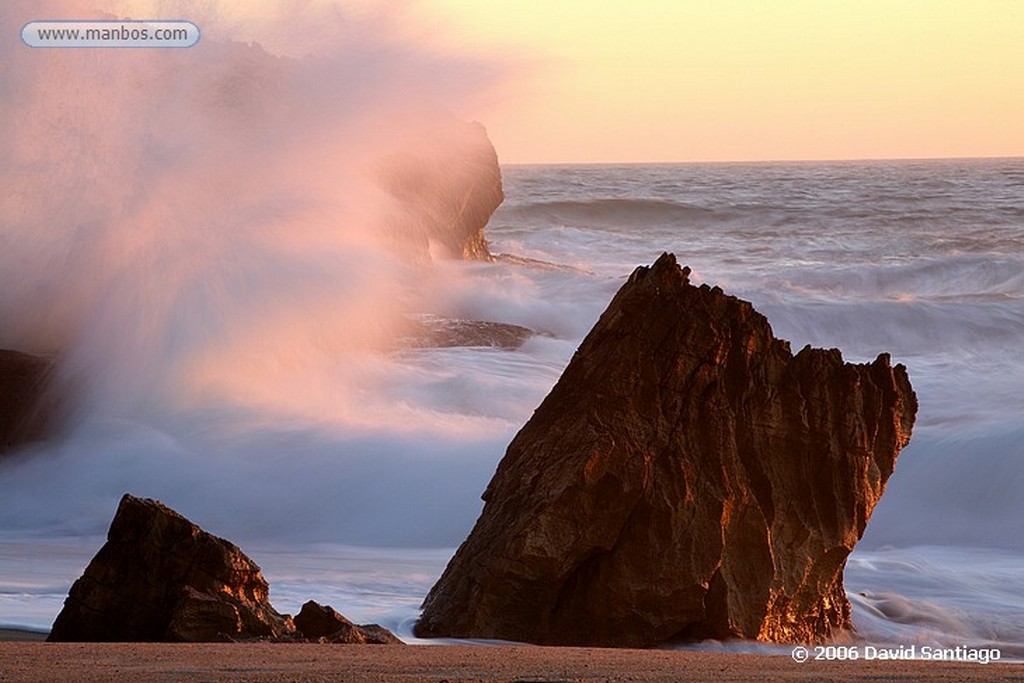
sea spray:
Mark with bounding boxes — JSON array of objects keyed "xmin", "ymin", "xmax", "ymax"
[
  {"xmin": 1, "ymin": 1, "xmax": 496, "ymax": 408},
  {"xmin": 0, "ymin": 0, "xmax": 541, "ymax": 543}
]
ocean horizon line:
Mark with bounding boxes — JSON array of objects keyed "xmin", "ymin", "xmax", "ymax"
[{"xmin": 500, "ymin": 154, "xmax": 1024, "ymax": 168}]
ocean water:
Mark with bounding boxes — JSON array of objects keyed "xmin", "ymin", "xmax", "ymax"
[{"xmin": 2, "ymin": 159, "xmax": 1023, "ymax": 657}]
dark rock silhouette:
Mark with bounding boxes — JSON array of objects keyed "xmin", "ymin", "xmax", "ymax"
[
  {"xmin": 48, "ymin": 494, "xmax": 294, "ymax": 642},
  {"xmin": 416, "ymin": 253, "xmax": 917, "ymax": 647},
  {"xmin": 0, "ymin": 349, "xmax": 56, "ymax": 456},
  {"xmin": 294, "ymin": 601, "xmax": 403, "ymax": 644}
]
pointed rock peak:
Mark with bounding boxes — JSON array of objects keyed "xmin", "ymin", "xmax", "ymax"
[{"xmin": 629, "ymin": 251, "xmax": 691, "ymax": 286}]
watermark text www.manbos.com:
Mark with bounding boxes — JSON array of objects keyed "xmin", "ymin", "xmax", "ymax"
[
  {"xmin": 22, "ymin": 20, "xmax": 200, "ymax": 48},
  {"xmin": 791, "ymin": 644, "xmax": 1002, "ymax": 665}
]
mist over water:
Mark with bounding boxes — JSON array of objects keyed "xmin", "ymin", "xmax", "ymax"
[{"xmin": 0, "ymin": 0, "xmax": 537, "ymax": 544}]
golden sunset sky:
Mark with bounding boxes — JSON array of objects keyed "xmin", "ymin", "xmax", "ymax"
[{"xmin": 419, "ymin": 0, "xmax": 1024, "ymax": 163}]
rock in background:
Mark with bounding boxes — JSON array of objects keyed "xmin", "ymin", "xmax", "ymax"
[
  {"xmin": 378, "ymin": 118, "xmax": 503, "ymax": 262},
  {"xmin": 416, "ymin": 253, "xmax": 917, "ymax": 647},
  {"xmin": 0, "ymin": 349, "xmax": 56, "ymax": 456}
]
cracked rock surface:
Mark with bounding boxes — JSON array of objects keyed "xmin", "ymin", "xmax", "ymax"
[{"xmin": 416, "ymin": 253, "xmax": 917, "ymax": 647}]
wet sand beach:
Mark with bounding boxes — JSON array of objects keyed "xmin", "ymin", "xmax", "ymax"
[{"xmin": 0, "ymin": 641, "xmax": 1019, "ymax": 682}]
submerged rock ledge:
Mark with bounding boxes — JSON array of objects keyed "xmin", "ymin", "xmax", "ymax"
[
  {"xmin": 417, "ymin": 253, "xmax": 917, "ymax": 647},
  {"xmin": 397, "ymin": 315, "xmax": 534, "ymax": 350}
]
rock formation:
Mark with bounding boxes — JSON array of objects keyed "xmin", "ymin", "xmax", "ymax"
[
  {"xmin": 49, "ymin": 494, "xmax": 295, "ymax": 642},
  {"xmin": 379, "ymin": 118, "xmax": 502, "ymax": 261},
  {"xmin": 49, "ymin": 494, "xmax": 403, "ymax": 644},
  {"xmin": 294, "ymin": 601, "xmax": 403, "ymax": 644},
  {"xmin": 0, "ymin": 349, "xmax": 57, "ymax": 456},
  {"xmin": 416, "ymin": 253, "xmax": 917, "ymax": 647}
]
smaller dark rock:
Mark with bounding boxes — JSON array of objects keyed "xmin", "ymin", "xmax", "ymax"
[
  {"xmin": 48, "ymin": 494, "xmax": 295, "ymax": 642},
  {"xmin": 294, "ymin": 601, "xmax": 403, "ymax": 645},
  {"xmin": 294, "ymin": 601, "xmax": 352, "ymax": 640},
  {"xmin": 48, "ymin": 495, "xmax": 400, "ymax": 645}
]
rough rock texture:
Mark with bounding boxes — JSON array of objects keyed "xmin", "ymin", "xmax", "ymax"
[
  {"xmin": 416, "ymin": 253, "xmax": 917, "ymax": 647},
  {"xmin": 294, "ymin": 601, "xmax": 403, "ymax": 645},
  {"xmin": 379, "ymin": 119, "xmax": 502, "ymax": 261},
  {"xmin": 48, "ymin": 494, "xmax": 295, "ymax": 642},
  {"xmin": 0, "ymin": 349, "xmax": 56, "ymax": 455}
]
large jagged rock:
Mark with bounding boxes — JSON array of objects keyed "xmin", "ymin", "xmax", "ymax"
[
  {"xmin": 48, "ymin": 494, "xmax": 295, "ymax": 642},
  {"xmin": 416, "ymin": 253, "xmax": 917, "ymax": 647},
  {"xmin": 0, "ymin": 349, "xmax": 56, "ymax": 456},
  {"xmin": 378, "ymin": 118, "xmax": 502, "ymax": 261}
]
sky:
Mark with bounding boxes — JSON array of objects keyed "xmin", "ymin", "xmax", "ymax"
[{"xmin": 418, "ymin": 0, "xmax": 1024, "ymax": 164}]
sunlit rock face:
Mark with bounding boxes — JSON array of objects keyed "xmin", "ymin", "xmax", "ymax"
[
  {"xmin": 48, "ymin": 494, "xmax": 295, "ymax": 642},
  {"xmin": 416, "ymin": 252, "xmax": 917, "ymax": 647}
]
